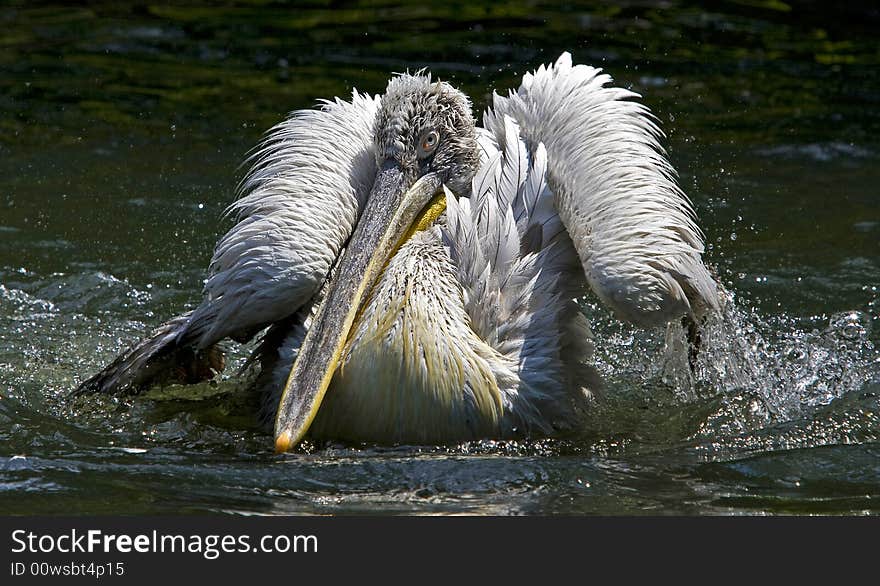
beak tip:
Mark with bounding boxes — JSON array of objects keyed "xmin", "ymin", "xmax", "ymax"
[{"xmin": 275, "ymin": 430, "xmax": 293, "ymax": 454}]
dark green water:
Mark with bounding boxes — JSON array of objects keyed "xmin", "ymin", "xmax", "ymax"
[{"xmin": 1, "ymin": 1, "xmax": 878, "ymax": 515}]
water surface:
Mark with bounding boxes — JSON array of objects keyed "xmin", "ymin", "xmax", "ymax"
[{"xmin": 1, "ymin": 1, "xmax": 879, "ymax": 515}]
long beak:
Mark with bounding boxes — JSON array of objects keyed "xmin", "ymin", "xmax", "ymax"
[{"xmin": 274, "ymin": 162, "xmax": 443, "ymax": 453}]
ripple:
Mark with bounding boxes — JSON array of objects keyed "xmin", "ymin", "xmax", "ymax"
[{"xmin": 756, "ymin": 142, "xmax": 875, "ymax": 162}]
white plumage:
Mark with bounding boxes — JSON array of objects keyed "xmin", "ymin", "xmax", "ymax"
[
  {"xmin": 489, "ymin": 53, "xmax": 718, "ymax": 325},
  {"xmin": 186, "ymin": 92, "xmax": 382, "ymax": 347},
  {"xmin": 76, "ymin": 52, "xmax": 719, "ymax": 447}
]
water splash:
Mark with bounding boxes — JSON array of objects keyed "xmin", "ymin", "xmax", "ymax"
[
  {"xmin": 583, "ymin": 285, "xmax": 879, "ymax": 456},
  {"xmin": 692, "ymin": 289, "xmax": 875, "ymax": 418}
]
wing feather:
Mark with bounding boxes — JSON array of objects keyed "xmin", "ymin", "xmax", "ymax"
[
  {"xmin": 488, "ymin": 52, "xmax": 719, "ymax": 326},
  {"xmin": 443, "ymin": 118, "xmax": 591, "ymax": 430},
  {"xmin": 183, "ymin": 91, "xmax": 381, "ymax": 347}
]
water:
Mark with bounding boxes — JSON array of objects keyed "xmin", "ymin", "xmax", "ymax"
[{"xmin": 2, "ymin": 1, "xmax": 879, "ymax": 515}]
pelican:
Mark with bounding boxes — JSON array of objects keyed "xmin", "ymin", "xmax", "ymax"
[{"xmin": 75, "ymin": 53, "xmax": 719, "ymax": 452}]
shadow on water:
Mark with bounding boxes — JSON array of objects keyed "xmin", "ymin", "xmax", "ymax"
[{"xmin": 1, "ymin": 1, "xmax": 879, "ymax": 514}]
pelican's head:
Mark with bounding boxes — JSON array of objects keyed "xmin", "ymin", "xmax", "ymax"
[
  {"xmin": 273, "ymin": 74, "xmax": 479, "ymax": 452},
  {"xmin": 374, "ymin": 74, "xmax": 480, "ymax": 195}
]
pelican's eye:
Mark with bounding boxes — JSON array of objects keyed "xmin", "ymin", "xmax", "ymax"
[{"xmin": 417, "ymin": 130, "xmax": 440, "ymax": 158}]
